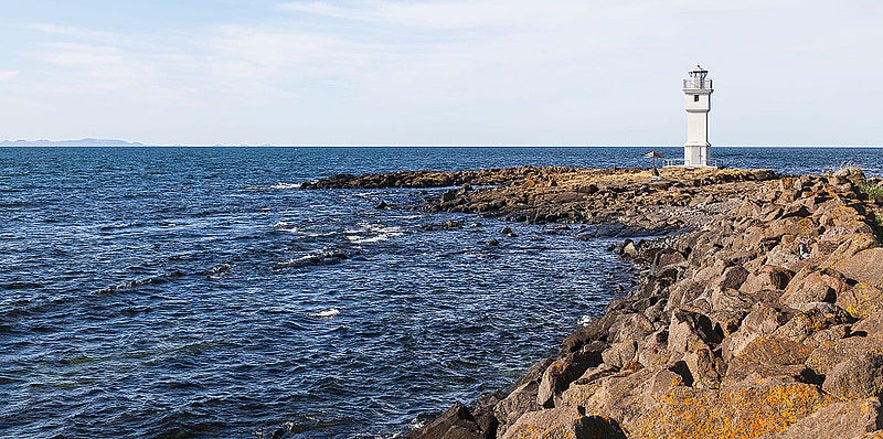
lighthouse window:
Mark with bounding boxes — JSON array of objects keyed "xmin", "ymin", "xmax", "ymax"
[{"xmin": 693, "ymin": 95, "xmax": 700, "ymax": 102}]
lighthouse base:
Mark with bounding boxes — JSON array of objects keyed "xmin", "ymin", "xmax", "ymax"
[
  {"xmin": 662, "ymin": 159, "xmax": 723, "ymax": 169},
  {"xmin": 683, "ymin": 144, "xmax": 711, "ymax": 168}
]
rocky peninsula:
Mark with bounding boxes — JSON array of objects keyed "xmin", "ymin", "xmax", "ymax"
[{"xmin": 305, "ymin": 166, "xmax": 883, "ymax": 439}]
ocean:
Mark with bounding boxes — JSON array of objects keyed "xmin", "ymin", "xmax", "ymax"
[{"xmin": 1, "ymin": 146, "xmax": 881, "ymax": 438}]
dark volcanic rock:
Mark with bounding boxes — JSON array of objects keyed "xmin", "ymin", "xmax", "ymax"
[{"xmin": 406, "ymin": 403, "xmax": 483, "ymax": 439}]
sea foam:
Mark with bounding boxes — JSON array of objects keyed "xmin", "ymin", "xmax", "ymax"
[{"xmin": 308, "ymin": 308, "xmax": 340, "ymax": 318}]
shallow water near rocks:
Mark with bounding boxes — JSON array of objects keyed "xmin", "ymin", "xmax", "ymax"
[{"xmin": 1, "ymin": 146, "xmax": 880, "ymax": 438}]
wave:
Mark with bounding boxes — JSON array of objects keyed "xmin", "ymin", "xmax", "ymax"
[
  {"xmin": 243, "ymin": 182, "xmax": 302, "ymax": 191},
  {"xmin": 269, "ymin": 182, "xmax": 302, "ymax": 190},
  {"xmin": 345, "ymin": 223, "xmax": 404, "ymax": 244},
  {"xmin": 271, "ymin": 245, "xmax": 362, "ymax": 271},
  {"xmin": 307, "ymin": 308, "xmax": 340, "ymax": 318},
  {"xmin": 97, "ymin": 271, "xmax": 187, "ymax": 293},
  {"xmin": 97, "ymin": 263, "xmax": 232, "ymax": 293},
  {"xmin": 273, "ymin": 221, "xmax": 299, "ymax": 233},
  {"xmin": 203, "ymin": 263, "xmax": 232, "ymax": 278}
]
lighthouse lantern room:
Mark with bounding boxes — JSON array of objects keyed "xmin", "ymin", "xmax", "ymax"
[{"xmin": 682, "ymin": 65, "xmax": 714, "ymax": 168}]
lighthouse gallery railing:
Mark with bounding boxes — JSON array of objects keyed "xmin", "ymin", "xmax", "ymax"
[{"xmin": 683, "ymin": 79, "xmax": 713, "ymax": 89}]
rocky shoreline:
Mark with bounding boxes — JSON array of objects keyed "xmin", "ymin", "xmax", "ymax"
[{"xmin": 304, "ymin": 166, "xmax": 883, "ymax": 439}]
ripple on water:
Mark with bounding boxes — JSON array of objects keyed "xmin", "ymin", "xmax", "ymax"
[{"xmin": 17, "ymin": 146, "xmax": 858, "ymax": 437}]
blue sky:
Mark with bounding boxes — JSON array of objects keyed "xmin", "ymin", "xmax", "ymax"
[{"xmin": 1, "ymin": 0, "xmax": 882, "ymax": 146}]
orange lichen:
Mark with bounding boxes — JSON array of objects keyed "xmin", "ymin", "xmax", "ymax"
[{"xmin": 625, "ymin": 382, "xmax": 832, "ymax": 439}]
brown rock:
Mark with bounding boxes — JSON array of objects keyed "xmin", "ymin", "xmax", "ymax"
[
  {"xmin": 741, "ymin": 265, "xmax": 794, "ymax": 293},
  {"xmin": 719, "ymin": 265, "xmax": 750, "ymax": 290},
  {"xmin": 721, "ymin": 303, "xmax": 793, "ymax": 361},
  {"xmin": 537, "ymin": 351, "xmax": 600, "ymax": 408},
  {"xmin": 772, "ymin": 304, "xmax": 852, "ymax": 344},
  {"xmin": 406, "ymin": 403, "xmax": 483, "ymax": 439},
  {"xmin": 666, "ymin": 279, "xmax": 706, "ymax": 310},
  {"xmin": 761, "ymin": 398, "xmax": 883, "ymax": 439},
  {"xmin": 708, "ymin": 310, "xmax": 749, "ymax": 337},
  {"xmin": 855, "ymin": 310, "xmax": 883, "ymax": 335},
  {"xmin": 657, "ymin": 250, "xmax": 687, "ymax": 268},
  {"xmin": 822, "ymin": 354, "xmax": 883, "ymax": 399},
  {"xmin": 494, "ymin": 382, "xmax": 541, "ymax": 437},
  {"xmin": 779, "ymin": 268, "xmax": 845, "ymax": 306},
  {"xmin": 725, "ymin": 337, "xmax": 814, "ymax": 382},
  {"xmin": 471, "ymin": 392, "xmax": 503, "ymax": 438},
  {"xmin": 501, "ymin": 407, "xmax": 627, "ymax": 439},
  {"xmin": 806, "ymin": 334, "xmax": 883, "ymax": 375},
  {"xmin": 559, "ymin": 315, "xmax": 617, "ymax": 354},
  {"xmin": 824, "ymin": 234, "xmax": 879, "ymax": 262},
  {"xmin": 668, "ymin": 310, "xmax": 721, "ymax": 353},
  {"xmin": 649, "ymin": 367, "xmax": 690, "ymax": 397},
  {"xmin": 838, "ymin": 282, "xmax": 883, "ymax": 319},
  {"xmin": 512, "ymin": 357, "xmax": 555, "ymax": 389},
  {"xmin": 709, "ymin": 287, "xmax": 754, "ymax": 313},
  {"xmin": 562, "ymin": 367, "xmax": 656, "ymax": 423},
  {"xmin": 765, "ymin": 244, "xmax": 803, "ymax": 268},
  {"xmin": 627, "ymin": 379, "xmax": 832, "ymax": 439},
  {"xmin": 601, "ymin": 341, "xmax": 637, "ymax": 369},
  {"xmin": 608, "ymin": 313, "xmax": 655, "ymax": 344},
  {"xmin": 684, "ymin": 347, "xmax": 725, "ymax": 389}
]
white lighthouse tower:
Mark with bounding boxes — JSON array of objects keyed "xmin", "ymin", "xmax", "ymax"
[{"xmin": 682, "ymin": 65, "xmax": 714, "ymax": 167}]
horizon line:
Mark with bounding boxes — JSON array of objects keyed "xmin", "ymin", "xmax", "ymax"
[{"xmin": 4, "ymin": 143, "xmax": 883, "ymax": 148}]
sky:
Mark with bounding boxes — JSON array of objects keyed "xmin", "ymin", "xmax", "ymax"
[{"xmin": 1, "ymin": 0, "xmax": 882, "ymax": 146}]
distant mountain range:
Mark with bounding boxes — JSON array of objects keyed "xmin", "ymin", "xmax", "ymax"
[{"xmin": 0, "ymin": 138, "xmax": 144, "ymax": 147}]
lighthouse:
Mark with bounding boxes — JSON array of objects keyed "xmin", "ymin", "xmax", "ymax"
[{"xmin": 683, "ymin": 65, "xmax": 714, "ymax": 167}]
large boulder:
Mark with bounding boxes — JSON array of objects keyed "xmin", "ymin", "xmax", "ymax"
[
  {"xmin": 648, "ymin": 366, "xmax": 691, "ymax": 396},
  {"xmin": 601, "ymin": 341, "xmax": 637, "ymax": 369},
  {"xmin": 607, "ymin": 313, "xmax": 655, "ymax": 344},
  {"xmin": 741, "ymin": 265, "xmax": 793, "ymax": 293},
  {"xmin": 725, "ymin": 337, "xmax": 814, "ymax": 383},
  {"xmin": 471, "ymin": 392, "xmax": 503, "ymax": 439},
  {"xmin": 772, "ymin": 304, "xmax": 852, "ymax": 345},
  {"xmin": 721, "ymin": 303, "xmax": 793, "ymax": 361},
  {"xmin": 779, "ymin": 268, "xmax": 845, "ymax": 306},
  {"xmin": 668, "ymin": 310, "xmax": 722, "ymax": 353},
  {"xmin": 501, "ymin": 407, "xmax": 627, "ymax": 439},
  {"xmin": 626, "ymin": 379, "xmax": 832, "ymax": 439},
  {"xmin": 559, "ymin": 367, "xmax": 655, "ymax": 425},
  {"xmin": 822, "ymin": 354, "xmax": 883, "ymax": 399},
  {"xmin": 537, "ymin": 348, "xmax": 604, "ymax": 408},
  {"xmin": 832, "ymin": 248, "xmax": 883, "ymax": 288},
  {"xmin": 494, "ymin": 382, "xmax": 541, "ymax": 437},
  {"xmin": 837, "ymin": 282, "xmax": 883, "ymax": 319},
  {"xmin": 760, "ymin": 398, "xmax": 883, "ymax": 439},
  {"xmin": 719, "ymin": 265, "xmax": 750, "ymax": 290},
  {"xmin": 406, "ymin": 403, "xmax": 483, "ymax": 439},
  {"xmin": 806, "ymin": 334, "xmax": 883, "ymax": 375},
  {"xmin": 684, "ymin": 347, "xmax": 725, "ymax": 389},
  {"xmin": 855, "ymin": 310, "xmax": 883, "ymax": 335},
  {"xmin": 559, "ymin": 314, "xmax": 619, "ymax": 354}
]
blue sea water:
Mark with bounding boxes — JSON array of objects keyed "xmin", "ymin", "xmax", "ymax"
[{"xmin": 0, "ymin": 146, "xmax": 881, "ymax": 438}]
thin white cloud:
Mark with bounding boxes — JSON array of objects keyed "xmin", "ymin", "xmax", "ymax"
[
  {"xmin": 1, "ymin": 1, "xmax": 881, "ymax": 145},
  {"xmin": 277, "ymin": 0, "xmax": 622, "ymax": 31}
]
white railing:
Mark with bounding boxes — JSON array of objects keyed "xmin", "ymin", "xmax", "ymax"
[
  {"xmin": 683, "ymin": 79, "xmax": 713, "ymax": 89},
  {"xmin": 663, "ymin": 158, "xmax": 724, "ymax": 168}
]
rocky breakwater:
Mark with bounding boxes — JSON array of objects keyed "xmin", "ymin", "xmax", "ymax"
[{"xmin": 303, "ymin": 166, "xmax": 883, "ymax": 438}]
